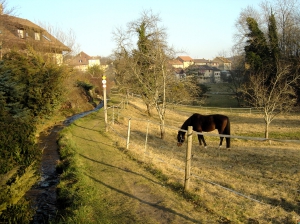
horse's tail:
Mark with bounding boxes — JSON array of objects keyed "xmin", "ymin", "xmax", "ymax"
[{"xmin": 225, "ymin": 117, "xmax": 231, "ymax": 148}]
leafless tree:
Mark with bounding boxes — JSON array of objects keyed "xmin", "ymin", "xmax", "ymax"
[
  {"xmin": 113, "ymin": 10, "xmax": 200, "ymax": 139},
  {"xmin": 37, "ymin": 22, "xmax": 81, "ymax": 57},
  {"xmin": 240, "ymin": 61, "xmax": 299, "ymax": 138}
]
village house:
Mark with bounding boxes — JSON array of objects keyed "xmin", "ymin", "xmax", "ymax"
[
  {"xmin": 169, "ymin": 59, "xmax": 183, "ymax": 68},
  {"xmin": 176, "ymin": 56, "xmax": 194, "ymax": 68},
  {"xmin": 0, "ymin": 5, "xmax": 69, "ymax": 63},
  {"xmin": 170, "ymin": 55, "xmax": 231, "ymax": 83},
  {"xmin": 66, "ymin": 51, "xmax": 108, "ymax": 72},
  {"xmin": 197, "ymin": 65, "xmax": 221, "ymax": 83},
  {"xmin": 193, "ymin": 58, "xmax": 219, "ymax": 67},
  {"xmin": 213, "ymin": 56, "xmax": 232, "ymax": 71}
]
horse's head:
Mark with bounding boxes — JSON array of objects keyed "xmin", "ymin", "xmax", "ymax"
[{"xmin": 177, "ymin": 131, "xmax": 185, "ymax": 147}]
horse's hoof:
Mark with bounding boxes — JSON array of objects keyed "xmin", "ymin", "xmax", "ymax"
[
  {"xmin": 218, "ymin": 146, "xmax": 222, "ymax": 150},
  {"xmin": 226, "ymin": 148, "xmax": 231, "ymax": 151},
  {"xmin": 204, "ymin": 146, "xmax": 207, "ymax": 149}
]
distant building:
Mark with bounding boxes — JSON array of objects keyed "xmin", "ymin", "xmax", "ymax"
[
  {"xmin": 197, "ymin": 65, "xmax": 221, "ymax": 83},
  {"xmin": 194, "ymin": 58, "xmax": 219, "ymax": 67},
  {"xmin": 213, "ymin": 57, "xmax": 232, "ymax": 71},
  {"xmin": 176, "ymin": 56, "xmax": 194, "ymax": 68},
  {"xmin": 169, "ymin": 59, "xmax": 183, "ymax": 68},
  {"xmin": 67, "ymin": 51, "xmax": 102, "ymax": 71}
]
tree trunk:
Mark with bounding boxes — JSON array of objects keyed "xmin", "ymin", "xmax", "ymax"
[
  {"xmin": 265, "ymin": 122, "xmax": 269, "ymax": 139},
  {"xmin": 146, "ymin": 103, "xmax": 151, "ymax": 116},
  {"xmin": 160, "ymin": 120, "xmax": 165, "ymax": 139}
]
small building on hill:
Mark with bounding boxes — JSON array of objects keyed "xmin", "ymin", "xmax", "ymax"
[
  {"xmin": 197, "ymin": 65, "xmax": 221, "ymax": 83},
  {"xmin": 67, "ymin": 51, "xmax": 101, "ymax": 72},
  {"xmin": 213, "ymin": 57, "xmax": 232, "ymax": 71},
  {"xmin": 176, "ymin": 56, "xmax": 194, "ymax": 68}
]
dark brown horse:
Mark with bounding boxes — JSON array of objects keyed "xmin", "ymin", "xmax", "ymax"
[{"xmin": 177, "ymin": 113, "xmax": 231, "ymax": 149}]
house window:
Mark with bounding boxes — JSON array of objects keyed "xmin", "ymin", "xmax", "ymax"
[
  {"xmin": 35, "ymin": 32, "xmax": 40, "ymax": 40},
  {"xmin": 42, "ymin": 35, "xmax": 51, "ymax": 41},
  {"xmin": 17, "ymin": 29, "xmax": 24, "ymax": 38}
]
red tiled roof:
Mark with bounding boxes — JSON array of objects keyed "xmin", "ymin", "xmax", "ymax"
[
  {"xmin": 177, "ymin": 56, "xmax": 193, "ymax": 62},
  {"xmin": 169, "ymin": 59, "xmax": 183, "ymax": 65}
]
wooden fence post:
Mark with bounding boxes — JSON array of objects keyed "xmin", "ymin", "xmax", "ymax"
[
  {"xmin": 117, "ymin": 105, "xmax": 119, "ymax": 121},
  {"xmin": 126, "ymin": 118, "xmax": 131, "ymax": 149},
  {"xmin": 112, "ymin": 106, "xmax": 115, "ymax": 125},
  {"xmin": 184, "ymin": 126, "xmax": 193, "ymax": 192},
  {"xmin": 144, "ymin": 120, "xmax": 150, "ymax": 160}
]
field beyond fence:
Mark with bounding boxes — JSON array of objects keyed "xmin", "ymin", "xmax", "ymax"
[{"xmin": 104, "ymin": 94, "xmax": 300, "ymax": 223}]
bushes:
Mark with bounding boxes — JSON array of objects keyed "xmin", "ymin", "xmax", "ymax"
[
  {"xmin": 0, "ymin": 51, "xmax": 69, "ymax": 118},
  {"xmin": 0, "ymin": 50, "xmax": 70, "ymax": 221},
  {"xmin": 0, "ymin": 116, "xmax": 39, "ymax": 174}
]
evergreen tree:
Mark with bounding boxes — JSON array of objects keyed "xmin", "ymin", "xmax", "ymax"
[
  {"xmin": 267, "ymin": 12, "xmax": 280, "ymax": 85},
  {"xmin": 244, "ymin": 17, "xmax": 270, "ymax": 72}
]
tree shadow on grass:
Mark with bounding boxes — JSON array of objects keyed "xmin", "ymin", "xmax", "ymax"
[
  {"xmin": 85, "ymin": 173, "xmax": 202, "ymax": 224},
  {"xmin": 78, "ymin": 153, "xmax": 162, "ymax": 186}
]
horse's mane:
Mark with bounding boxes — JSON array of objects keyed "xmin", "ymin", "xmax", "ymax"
[{"xmin": 180, "ymin": 114, "xmax": 196, "ymax": 130}]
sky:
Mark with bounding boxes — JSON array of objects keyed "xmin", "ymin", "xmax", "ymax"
[{"xmin": 6, "ymin": 0, "xmax": 262, "ymax": 59}]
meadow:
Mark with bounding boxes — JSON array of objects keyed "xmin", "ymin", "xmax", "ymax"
[
  {"xmin": 56, "ymin": 88, "xmax": 300, "ymax": 223},
  {"xmin": 106, "ymin": 93, "xmax": 300, "ymax": 223}
]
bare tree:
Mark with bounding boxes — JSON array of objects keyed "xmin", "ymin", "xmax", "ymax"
[
  {"xmin": 37, "ymin": 22, "xmax": 81, "ymax": 56},
  {"xmin": 240, "ymin": 62, "xmax": 299, "ymax": 138},
  {"xmin": 113, "ymin": 10, "xmax": 200, "ymax": 139}
]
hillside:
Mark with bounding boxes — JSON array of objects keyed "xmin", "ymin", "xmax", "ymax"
[{"xmin": 56, "ymin": 94, "xmax": 300, "ymax": 223}]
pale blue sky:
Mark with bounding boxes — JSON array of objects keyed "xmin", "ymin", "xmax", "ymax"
[{"xmin": 7, "ymin": 0, "xmax": 262, "ymax": 59}]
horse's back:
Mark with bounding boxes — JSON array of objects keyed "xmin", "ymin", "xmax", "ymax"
[{"xmin": 190, "ymin": 113, "xmax": 229, "ymax": 131}]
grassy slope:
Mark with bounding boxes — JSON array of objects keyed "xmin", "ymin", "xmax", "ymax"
[
  {"xmin": 57, "ymin": 94, "xmax": 300, "ymax": 223},
  {"xmin": 56, "ymin": 110, "xmax": 223, "ymax": 223}
]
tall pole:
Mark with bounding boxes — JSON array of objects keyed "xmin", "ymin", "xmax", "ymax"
[{"xmin": 102, "ymin": 75, "xmax": 108, "ymax": 132}]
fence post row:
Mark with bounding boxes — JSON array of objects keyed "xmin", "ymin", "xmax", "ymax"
[{"xmin": 184, "ymin": 126, "xmax": 193, "ymax": 192}]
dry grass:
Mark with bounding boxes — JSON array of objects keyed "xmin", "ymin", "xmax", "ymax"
[{"xmin": 108, "ymin": 95, "xmax": 300, "ymax": 223}]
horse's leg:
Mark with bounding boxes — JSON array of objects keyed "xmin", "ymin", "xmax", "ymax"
[
  {"xmin": 225, "ymin": 137, "xmax": 231, "ymax": 150},
  {"xmin": 201, "ymin": 135, "xmax": 207, "ymax": 148},
  {"xmin": 218, "ymin": 136, "xmax": 224, "ymax": 149},
  {"xmin": 197, "ymin": 135, "xmax": 203, "ymax": 146},
  {"xmin": 198, "ymin": 134, "xmax": 207, "ymax": 148}
]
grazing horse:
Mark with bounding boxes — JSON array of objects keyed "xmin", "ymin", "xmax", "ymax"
[{"xmin": 177, "ymin": 113, "xmax": 231, "ymax": 149}]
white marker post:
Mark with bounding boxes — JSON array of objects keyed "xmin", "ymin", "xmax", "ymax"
[{"xmin": 102, "ymin": 75, "xmax": 108, "ymax": 132}]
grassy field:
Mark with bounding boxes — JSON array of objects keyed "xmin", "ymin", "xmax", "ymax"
[
  {"xmin": 56, "ymin": 106, "xmax": 223, "ymax": 223},
  {"xmin": 57, "ymin": 92, "xmax": 300, "ymax": 223},
  {"xmin": 203, "ymin": 83, "xmax": 239, "ymax": 108}
]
